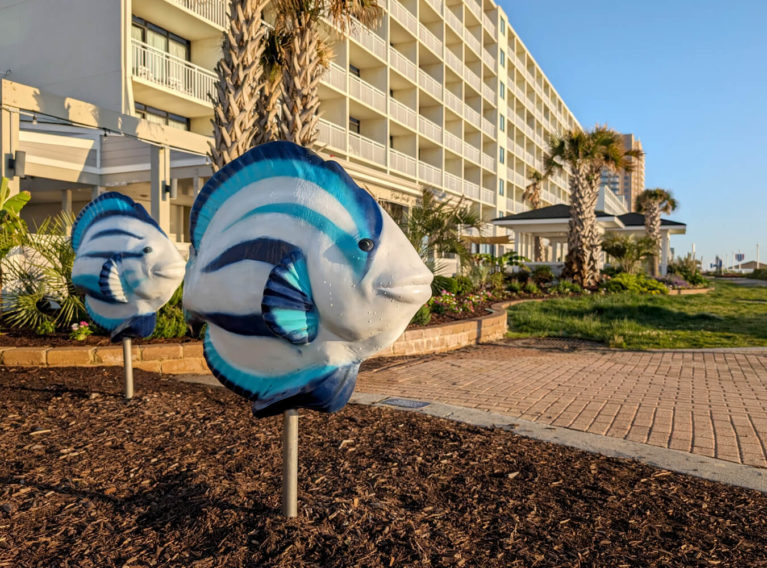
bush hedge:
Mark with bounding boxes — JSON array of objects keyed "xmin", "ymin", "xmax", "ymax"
[{"xmin": 601, "ymin": 273, "xmax": 668, "ymax": 295}]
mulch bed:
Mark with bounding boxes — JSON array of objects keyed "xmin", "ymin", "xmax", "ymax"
[{"xmin": 1, "ymin": 367, "xmax": 766, "ymax": 567}]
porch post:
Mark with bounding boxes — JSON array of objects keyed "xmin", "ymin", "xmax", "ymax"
[
  {"xmin": 150, "ymin": 145, "xmax": 171, "ymax": 235},
  {"xmin": 61, "ymin": 189, "xmax": 73, "ymax": 235},
  {"xmin": 660, "ymin": 232, "xmax": 670, "ymax": 275},
  {"xmin": 0, "ymin": 106, "xmax": 20, "ymax": 196},
  {"xmin": 91, "ymin": 185, "xmax": 105, "ymax": 201}
]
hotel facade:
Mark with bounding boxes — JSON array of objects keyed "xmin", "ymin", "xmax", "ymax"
[{"xmin": 0, "ymin": 0, "xmax": 624, "ymax": 259}]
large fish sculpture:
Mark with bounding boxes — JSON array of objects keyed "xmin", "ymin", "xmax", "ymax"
[
  {"xmin": 71, "ymin": 192, "xmax": 186, "ymax": 341},
  {"xmin": 183, "ymin": 141, "xmax": 432, "ymax": 417}
]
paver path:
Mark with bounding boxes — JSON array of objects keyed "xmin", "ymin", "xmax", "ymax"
[{"xmin": 357, "ymin": 340, "xmax": 767, "ymax": 468}]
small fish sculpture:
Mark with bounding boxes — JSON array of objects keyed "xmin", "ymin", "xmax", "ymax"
[
  {"xmin": 71, "ymin": 192, "xmax": 186, "ymax": 341},
  {"xmin": 183, "ymin": 141, "xmax": 432, "ymax": 417}
]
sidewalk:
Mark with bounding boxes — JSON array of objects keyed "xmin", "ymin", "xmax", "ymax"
[{"xmin": 356, "ymin": 339, "xmax": 767, "ymax": 469}]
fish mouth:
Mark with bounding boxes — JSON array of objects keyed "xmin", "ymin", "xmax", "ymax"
[
  {"xmin": 152, "ymin": 262, "xmax": 186, "ymax": 280},
  {"xmin": 376, "ymin": 276, "xmax": 433, "ymax": 304}
]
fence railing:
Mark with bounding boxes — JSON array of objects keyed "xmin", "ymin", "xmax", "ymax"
[
  {"xmin": 389, "ymin": 0, "xmax": 417, "ymax": 34},
  {"xmin": 444, "ymin": 90, "xmax": 462, "ymax": 116},
  {"xmin": 444, "ymin": 171, "xmax": 463, "ymax": 195},
  {"xmin": 131, "ymin": 39, "xmax": 216, "ymax": 104},
  {"xmin": 463, "ymin": 141, "xmax": 480, "ymax": 164},
  {"xmin": 481, "ymin": 152, "xmax": 495, "ymax": 172},
  {"xmin": 321, "ymin": 62, "xmax": 346, "ymax": 91},
  {"xmin": 464, "ymin": 180, "xmax": 480, "ymax": 200},
  {"xmin": 444, "ymin": 130, "xmax": 462, "ymax": 154},
  {"xmin": 317, "ymin": 119, "xmax": 346, "ymax": 150},
  {"xmin": 418, "ymin": 69, "xmax": 442, "ymax": 99},
  {"xmin": 444, "ymin": 8, "xmax": 462, "ymax": 34},
  {"xmin": 389, "ymin": 148, "xmax": 417, "ymax": 176},
  {"xmin": 418, "ymin": 161, "xmax": 442, "ymax": 186},
  {"xmin": 348, "ymin": 74, "xmax": 386, "ymax": 112},
  {"xmin": 481, "ymin": 187, "xmax": 495, "ymax": 205},
  {"xmin": 348, "ymin": 131, "xmax": 385, "ymax": 165},
  {"xmin": 418, "ymin": 114, "xmax": 442, "ymax": 142},
  {"xmin": 168, "ymin": 0, "xmax": 228, "ymax": 28},
  {"xmin": 464, "ymin": 67, "xmax": 481, "ymax": 92},
  {"xmin": 482, "ymin": 11, "xmax": 496, "ymax": 36},
  {"xmin": 482, "ymin": 82, "xmax": 496, "ymax": 105},
  {"xmin": 389, "ymin": 47, "xmax": 417, "ymax": 82},
  {"xmin": 349, "ymin": 24, "xmax": 387, "ymax": 60},
  {"xmin": 418, "ymin": 22, "xmax": 442, "ymax": 55},
  {"xmin": 389, "ymin": 97, "xmax": 417, "ymax": 129}
]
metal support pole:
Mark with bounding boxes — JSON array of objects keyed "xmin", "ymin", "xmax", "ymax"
[
  {"xmin": 282, "ymin": 409, "xmax": 298, "ymax": 518},
  {"xmin": 123, "ymin": 337, "xmax": 134, "ymax": 400}
]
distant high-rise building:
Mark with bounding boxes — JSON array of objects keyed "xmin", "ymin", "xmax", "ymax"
[{"xmin": 600, "ymin": 134, "xmax": 645, "ymax": 211}]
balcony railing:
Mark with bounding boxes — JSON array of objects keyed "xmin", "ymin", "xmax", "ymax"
[
  {"xmin": 317, "ymin": 119, "xmax": 346, "ymax": 150},
  {"xmin": 418, "ymin": 161, "xmax": 442, "ymax": 186},
  {"xmin": 465, "ymin": 0, "xmax": 481, "ymax": 20},
  {"xmin": 424, "ymin": 0, "xmax": 442, "ymax": 15},
  {"xmin": 464, "ymin": 104, "xmax": 480, "ymax": 126},
  {"xmin": 321, "ymin": 62, "xmax": 346, "ymax": 91},
  {"xmin": 418, "ymin": 69, "xmax": 442, "ymax": 99},
  {"xmin": 389, "ymin": 0, "xmax": 417, "ymax": 34},
  {"xmin": 482, "ymin": 11, "xmax": 496, "ymax": 36},
  {"xmin": 482, "ymin": 82, "xmax": 495, "ymax": 105},
  {"xmin": 445, "ymin": 49, "xmax": 462, "ymax": 74},
  {"xmin": 464, "ymin": 29, "xmax": 481, "ymax": 55},
  {"xmin": 463, "ymin": 141, "xmax": 480, "ymax": 163},
  {"xmin": 444, "ymin": 171, "xmax": 463, "ymax": 194},
  {"xmin": 389, "ymin": 97, "xmax": 417, "ymax": 129},
  {"xmin": 464, "ymin": 67, "xmax": 481, "ymax": 92},
  {"xmin": 481, "ymin": 187, "xmax": 495, "ymax": 204},
  {"xmin": 481, "ymin": 152, "xmax": 495, "ymax": 172},
  {"xmin": 349, "ymin": 25, "xmax": 387, "ymax": 60},
  {"xmin": 444, "ymin": 8, "xmax": 462, "ymax": 34},
  {"xmin": 444, "ymin": 130, "xmax": 462, "ymax": 154},
  {"xmin": 444, "ymin": 90, "xmax": 462, "ymax": 116},
  {"xmin": 131, "ymin": 39, "xmax": 216, "ymax": 105},
  {"xmin": 483, "ymin": 46, "xmax": 496, "ymax": 69},
  {"xmin": 349, "ymin": 131, "xmax": 385, "ymax": 165},
  {"xmin": 481, "ymin": 116, "xmax": 495, "ymax": 137},
  {"xmin": 419, "ymin": 22, "xmax": 442, "ymax": 55},
  {"xmin": 418, "ymin": 114, "xmax": 442, "ymax": 142},
  {"xmin": 167, "ymin": 0, "xmax": 228, "ymax": 28},
  {"xmin": 389, "ymin": 148, "xmax": 416, "ymax": 176},
  {"xmin": 348, "ymin": 74, "xmax": 386, "ymax": 112},
  {"xmin": 389, "ymin": 47, "xmax": 417, "ymax": 82},
  {"xmin": 464, "ymin": 180, "xmax": 480, "ymax": 200}
]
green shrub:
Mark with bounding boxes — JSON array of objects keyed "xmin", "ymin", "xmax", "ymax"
[
  {"xmin": 454, "ymin": 275, "xmax": 474, "ymax": 296},
  {"xmin": 750, "ymin": 268, "xmax": 767, "ymax": 281},
  {"xmin": 551, "ymin": 280, "xmax": 582, "ymax": 295},
  {"xmin": 515, "ymin": 268, "xmax": 531, "ymax": 284},
  {"xmin": 601, "ymin": 273, "xmax": 668, "ymax": 295},
  {"xmin": 150, "ymin": 303, "xmax": 188, "ymax": 339},
  {"xmin": 531, "ymin": 265, "xmax": 554, "ymax": 285},
  {"xmin": 431, "ymin": 275, "xmax": 458, "ymax": 295},
  {"xmin": 410, "ymin": 303, "xmax": 432, "ymax": 326},
  {"xmin": 506, "ymin": 281, "xmax": 522, "ymax": 293},
  {"xmin": 523, "ymin": 281, "xmax": 540, "ymax": 295},
  {"xmin": 489, "ymin": 272, "xmax": 505, "ymax": 293}
]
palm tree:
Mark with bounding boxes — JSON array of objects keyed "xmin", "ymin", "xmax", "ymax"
[
  {"xmin": 402, "ymin": 189, "xmax": 481, "ymax": 269},
  {"xmin": 252, "ymin": 28, "xmax": 285, "ymax": 146},
  {"xmin": 522, "ymin": 168, "xmax": 545, "ymax": 261},
  {"xmin": 543, "ymin": 126, "xmax": 643, "ymax": 288},
  {"xmin": 635, "ymin": 188, "xmax": 678, "ymax": 276},
  {"xmin": 210, "ymin": 0, "xmax": 267, "ymax": 171},
  {"xmin": 601, "ymin": 232, "xmax": 656, "ymax": 275},
  {"xmin": 273, "ymin": 0, "xmax": 382, "ymax": 146}
]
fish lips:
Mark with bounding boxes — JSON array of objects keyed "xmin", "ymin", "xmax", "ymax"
[
  {"xmin": 375, "ymin": 276, "xmax": 433, "ymax": 305},
  {"xmin": 151, "ymin": 262, "xmax": 186, "ymax": 281}
]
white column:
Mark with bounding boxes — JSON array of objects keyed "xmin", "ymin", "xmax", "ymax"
[
  {"xmin": 193, "ymin": 176, "xmax": 203, "ymax": 196},
  {"xmin": 660, "ymin": 232, "xmax": 670, "ymax": 275},
  {"xmin": 0, "ymin": 106, "xmax": 20, "ymax": 196},
  {"xmin": 150, "ymin": 145, "xmax": 171, "ymax": 235},
  {"xmin": 91, "ymin": 185, "xmax": 105, "ymax": 201}
]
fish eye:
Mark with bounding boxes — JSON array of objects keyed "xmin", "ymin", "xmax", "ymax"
[
  {"xmin": 143, "ymin": 246, "xmax": 153, "ymax": 254},
  {"xmin": 358, "ymin": 238, "xmax": 375, "ymax": 252}
]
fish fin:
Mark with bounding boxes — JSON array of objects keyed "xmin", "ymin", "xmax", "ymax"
[
  {"xmin": 99, "ymin": 256, "xmax": 129, "ymax": 303},
  {"xmin": 261, "ymin": 250, "xmax": 318, "ymax": 345},
  {"xmin": 251, "ymin": 362, "xmax": 360, "ymax": 418},
  {"xmin": 110, "ymin": 313, "xmax": 157, "ymax": 342}
]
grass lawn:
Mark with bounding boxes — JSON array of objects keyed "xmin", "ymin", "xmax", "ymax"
[{"xmin": 507, "ymin": 282, "xmax": 767, "ymax": 349}]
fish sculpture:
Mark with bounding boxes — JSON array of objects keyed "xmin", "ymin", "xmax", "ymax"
[
  {"xmin": 71, "ymin": 192, "xmax": 186, "ymax": 341},
  {"xmin": 183, "ymin": 141, "xmax": 432, "ymax": 417}
]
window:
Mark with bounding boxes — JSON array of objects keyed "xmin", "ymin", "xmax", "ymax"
[
  {"xmin": 135, "ymin": 102, "xmax": 189, "ymax": 130},
  {"xmin": 499, "ymin": 82, "xmax": 505, "ymax": 99},
  {"xmin": 349, "ymin": 116, "xmax": 361, "ymax": 134},
  {"xmin": 389, "ymin": 135, "xmax": 394, "ymax": 148},
  {"xmin": 499, "ymin": 179, "xmax": 504, "ymax": 196},
  {"xmin": 499, "ymin": 150, "xmax": 505, "ymax": 165},
  {"xmin": 349, "ymin": 64, "xmax": 361, "ymax": 77},
  {"xmin": 500, "ymin": 20, "xmax": 506, "ymax": 34},
  {"xmin": 500, "ymin": 115, "xmax": 505, "ymax": 132},
  {"xmin": 132, "ymin": 17, "xmax": 190, "ymax": 61},
  {"xmin": 500, "ymin": 50, "xmax": 506, "ymax": 66}
]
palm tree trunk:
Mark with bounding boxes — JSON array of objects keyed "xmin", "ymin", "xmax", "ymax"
[
  {"xmin": 253, "ymin": 70, "xmax": 282, "ymax": 146},
  {"xmin": 534, "ymin": 236, "xmax": 543, "ymax": 262},
  {"xmin": 644, "ymin": 203, "xmax": 662, "ymax": 277},
  {"xmin": 209, "ymin": 0, "xmax": 265, "ymax": 171},
  {"xmin": 563, "ymin": 167, "xmax": 602, "ymax": 288},
  {"xmin": 279, "ymin": 18, "xmax": 323, "ymax": 146}
]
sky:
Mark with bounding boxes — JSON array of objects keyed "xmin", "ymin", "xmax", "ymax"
[{"xmin": 497, "ymin": 0, "xmax": 767, "ymax": 269}]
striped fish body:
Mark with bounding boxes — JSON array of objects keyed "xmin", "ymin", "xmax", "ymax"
[
  {"xmin": 71, "ymin": 192, "xmax": 186, "ymax": 341},
  {"xmin": 183, "ymin": 142, "xmax": 432, "ymax": 417}
]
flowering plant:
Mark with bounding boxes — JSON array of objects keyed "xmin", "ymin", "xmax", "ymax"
[
  {"xmin": 69, "ymin": 321, "xmax": 93, "ymax": 341},
  {"xmin": 430, "ymin": 290, "xmax": 492, "ymax": 315}
]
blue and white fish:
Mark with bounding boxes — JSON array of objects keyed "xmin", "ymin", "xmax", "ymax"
[
  {"xmin": 183, "ymin": 142, "xmax": 432, "ymax": 417},
  {"xmin": 71, "ymin": 192, "xmax": 186, "ymax": 341}
]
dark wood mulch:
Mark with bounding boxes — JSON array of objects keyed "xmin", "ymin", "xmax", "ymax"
[{"xmin": 1, "ymin": 367, "xmax": 765, "ymax": 567}]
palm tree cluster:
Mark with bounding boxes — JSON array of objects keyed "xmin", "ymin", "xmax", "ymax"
[
  {"xmin": 210, "ymin": 0, "xmax": 382, "ymax": 168},
  {"xmin": 542, "ymin": 126, "xmax": 643, "ymax": 288}
]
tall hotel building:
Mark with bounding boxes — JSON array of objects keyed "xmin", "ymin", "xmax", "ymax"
[
  {"xmin": 0, "ymin": 0, "xmax": 589, "ymax": 255},
  {"xmin": 599, "ymin": 133, "xmax": 645, "ymax": 212}
]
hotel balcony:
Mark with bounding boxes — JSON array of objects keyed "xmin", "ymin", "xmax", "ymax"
[
  {"xmin": 317, "ymin": 118, "xmax": 346, "ymax": 151},
  {"xmin": 130, "ymin": 39, "xmax": 215, "ymax": 117},
  {"xmin": 418, "ymin": 161, "xmax": 442, "ymax": 187},
  {"xmin": 463, "ymin": 141, "xmax": 480, "ymax": 164},
  {"xmin": 481, "ymin": 186, "xmax": 496, "ymax": 205},
  {"xmin": 389, "ymin": 47, "xmax": 417, "ymax": 82},
  {"xmin": 389, "ymin": 148, "xmax": 417, "ymax": 177},
  {"xmin": 424, "ymin": 0, "xmax": 443, "ymax": 15},
  {"xmin": 321, "ymin": 62, "xmax": 347, "ymax": 92},
  {"xmin": 389, "ymin": 0, "xmax": 417, "ymax": 35},
  {"xmin": 481, "ymin": 116, "xmax": 495, "ymax": 137},
  {"xmin": 132, "ymin": 0, "xmax": 227, "ymax": 39},
  {"xmin": 445, "ymin": 50, "xmax": 462, "ymax": 75},
  {"xmin": 464, "ymin": 29, "xmax": 481, "ymax": 57},
  {"xmin": 444, "ymin": 9, "xmax": 462, "ymax": 35},
  {"xmin": 349, "ymin": 23, "xmax": 387, "ymax": 61},
  {"xmin": 464, "ymin": 180, "xmax": 480, "ymax": 200},
  {"xmin": 349, "ymin": 74, "xmax": 386, "ymax": 113},
  {"xmin": 464, "ymin": 104, "xmax": 481, "ymax": 126},
  {"xmin": 481, "ymin": 151, "xmax": 495, "ymax": 172},
  {"xmin": 418, "ymin": 22, "xmax": 442, "ymax": 56},
  {"xmin": 444, "ymin": 90, "xmax": 462, "ymax": 116},
  {"xmin": 464, "ymin": 67, "xmax": 481, "ymax": 93},
  {"xmin": 483, "ymin": 46, "xmax": 496, "ymax": 70},
  {"xmin": 482, "ymin": 82, "xmax": 496, "ymax": 105},
  {"xmin": 418, "ymin": 115, "xmax": 442, "ymax": 142},
  {"xmin": 482, "ymin": 12, "xmax": 496, "ymax": 36},
  {"xmin": 349, "ymin": 131, "xmax": 386, "ymax": 165},
  {"xmin": 418, "ymin": 69, "xmax": 442, "ymax": 100},
  {"xmin": 465, "ymin": 0, "xmax": 481, "ymax": 20},
  {"xmin": 444, "ymin": 171, "xmax": 463, "ymax": 195},
  {"xmin": 389, "ymin": 98, "xmax": 417, "ymax": 130},
  {"xmin": 444, "ymin": 130, "xmax": 463, "ymax": 155}
]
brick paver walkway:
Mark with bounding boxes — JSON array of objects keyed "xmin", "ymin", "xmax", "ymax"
[{"xmin": 358, "ymin": 341, "xmax": 767, "ymax": 468}]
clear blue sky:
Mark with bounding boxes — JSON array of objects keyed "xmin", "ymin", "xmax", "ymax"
[{"xmin": 498, "ymin": 0, "xmax": 767, "ymax": 269}]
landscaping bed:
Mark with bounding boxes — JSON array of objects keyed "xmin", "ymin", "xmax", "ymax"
[{"xmin": 1, "ymin": 366, "xmax": 766, "ymax": 567}]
